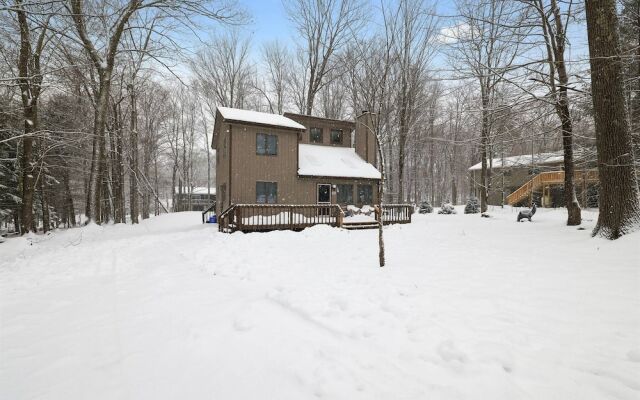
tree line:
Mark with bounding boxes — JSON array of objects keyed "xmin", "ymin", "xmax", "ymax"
[{"xmin": 0, "ymin": 0, "xmax": 638, "ymax": 240}]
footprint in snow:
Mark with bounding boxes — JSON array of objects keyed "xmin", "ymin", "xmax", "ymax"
[
  {"xmin": 628, "ymin": 349, "xmax": 640, "ymax": 362},
  {"xmin": 437, "ymin": 340, "xmax": 468, "ymax": 364}
]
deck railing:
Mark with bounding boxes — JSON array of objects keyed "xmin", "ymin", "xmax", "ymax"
[
  {"xmin": 218, "ymin": 204, "xmax": 344, "ymax": 233},
  {"xmin": 376, "ymin": 204, "xmax": 413, "ymax": 225},
  {"xmin": 506, "ymin": 169, "xmax": 599, "ymax": 206},
  {"xmin": 216, "ymin": 203, "xmax": 414, "ymax": 233},
  {"xmin": 201, "ymin": 202, "xmax": 217, "ymax": 224}
]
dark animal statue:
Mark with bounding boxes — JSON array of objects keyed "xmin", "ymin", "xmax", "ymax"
[{"xmin": 517, "ymin": 203, "xmax": 537, "ymax": 222}]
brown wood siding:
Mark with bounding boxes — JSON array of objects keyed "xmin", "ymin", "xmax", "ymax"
[
  {"xmin": 214, "ymin": 112, "xmax": 381, "ymax": 212},
  {"xmin": 355, "ymin": 113, "xmax": 378, "ymax": 165},
  {"xmin": 215, "ymin": 123, "xmax": 230, "ymax": 214},
  {"xmin": 229, "ymin": 122, "xmax": 301, "ymax": 204}
]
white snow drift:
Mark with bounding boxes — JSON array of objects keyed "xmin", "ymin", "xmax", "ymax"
[{"xmin": 1, "ymin": 207, "xmax": 638, "ymax": 400}]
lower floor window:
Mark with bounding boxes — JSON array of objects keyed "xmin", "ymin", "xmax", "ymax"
[
  {"xmin": 256, "ymin": 181, "xmax": 277, "ymax": 204},
  {"xmin": 337, "ymin": 184, "xmax": 354, "ymax": 204},
  {"xmin": 357, "ymin": 184, "xmax": 373, "ymax": 205}
]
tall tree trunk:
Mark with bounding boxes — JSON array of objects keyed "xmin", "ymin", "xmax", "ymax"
[
  {"xmin": 63, "ymin": 165, "xmax": 75, "ymax": 227},
  {"xmin": 15, "ymin": 2, "xmax": 41, "ymax": 235},
  {"xmin": 87, "ymin": 80, "xmax": 111, "ymax": 224},
  {"xmin": 128, "ymin": 85, "xmax": 139, "ymax": 224},
  {"xmin": 19, "ymin": 105, "xmax": 37, "ymax": 234},
  {"xmin": 142, "ymin": 141, "xmax": 150, "ymax": 220},
  {"xmin": 558, "ymin": 102, "xmax": 581, "ymax": 224},
  {"xmin": 39, "ymin": 170, "xmax": 49, "ymax": 233},
  {"xmin": 586, "ymin": 0, "xmax": 640, "ymax": 239},
  {"xmin": 479, "ymin": 95, "xmax": 490, "ymax": 213}
]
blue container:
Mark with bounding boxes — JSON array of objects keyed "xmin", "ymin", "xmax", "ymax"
[{"xmin": 209, "ymin": 215, "xmax": 217, "ymax": 223}]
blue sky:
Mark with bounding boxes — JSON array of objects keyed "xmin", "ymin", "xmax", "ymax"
[
  {"xmin": 218, "ymin": 0, "xmax": 589, "ymax": 78},
  {"xmin": 241, "ymin": 0, "xmax": 293, "ymax": 45}
]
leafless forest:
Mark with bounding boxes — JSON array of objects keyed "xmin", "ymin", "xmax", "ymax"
[{"xmin": 1, "ymin": 0, "xmax": 639, "ymax": 238}]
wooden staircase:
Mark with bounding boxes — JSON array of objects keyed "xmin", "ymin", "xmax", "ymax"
[
  {"xmin": 342, "ymin": 221, "xmax": 380, "ymax": 230},
  {"xmin": 506, "ymin": 170, "xmax": 599, "ymax": 206}
]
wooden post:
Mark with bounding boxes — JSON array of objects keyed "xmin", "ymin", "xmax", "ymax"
[
  {"xmin": 289, "ymin": 206, "xmax": 293, "ymax": 230},
  {"xmin": 582, "ymin": 172, "xmax": 587, "ymax": 208}
]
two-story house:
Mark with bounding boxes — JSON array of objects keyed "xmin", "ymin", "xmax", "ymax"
[{"xmin": 212, "ymin": 107, "xmax": 381, "ymax": 216}]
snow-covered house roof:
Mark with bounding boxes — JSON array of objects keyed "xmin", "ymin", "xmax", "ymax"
[
  {"xmin": 468, "ymin": 151, "xmax": 566, "ymax": 171},
  {"xmin": 175, "ymin": 187, "xmax": 216, "ymax": 195},
  {"xmin": 217, "ymin": 107, "xmax": 306, "ymax": 130},
  {"xmin": 298, "ymin": 144, "xmax": 381, "ymax": 179}
]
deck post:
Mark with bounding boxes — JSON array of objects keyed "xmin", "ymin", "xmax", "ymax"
[{"xmin": 289, "ymin": 206, "xmax": 293, "ymax": 230}]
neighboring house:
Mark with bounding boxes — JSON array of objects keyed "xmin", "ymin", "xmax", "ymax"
[
  {"xmin": 468, "ymin": 150, "xmax": 599, "ymax": 207},
  {"xmin": 212, "ymin": 107, "xmax": 381, "ymax": 216},
  {"xmin": 174, "ymin": 187, "xmax": 216, "ymax": 212}
]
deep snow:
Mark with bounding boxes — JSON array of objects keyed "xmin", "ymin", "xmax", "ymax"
[{"xmin": 1, "ymin": 207, "xmax": 639, "ymax": 399}]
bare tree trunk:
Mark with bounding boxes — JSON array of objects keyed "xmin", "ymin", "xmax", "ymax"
[
  {"xmin": 39, "ymin": 170, "xmax": 49, "ymax": 233},
  {"xmin": 14, "ymin": 1, "xmax": 46, "ymax": 234},
  {"xmin": 128, "ymin": 85, "xmax": 139, "ymax": 224},
  {"xmin": 479, "ymin": 95, "xmax": 490, "ymax": 213},
  {"xmin": 586, "ymin": 0, "xmax": 640, "ymax": 239}
]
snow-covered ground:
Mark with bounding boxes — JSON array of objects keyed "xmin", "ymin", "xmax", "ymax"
[{"xmin": 1, "ymin": 206, "xmax": 638, "ymax": 399}]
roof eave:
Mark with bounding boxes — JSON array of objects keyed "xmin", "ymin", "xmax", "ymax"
[{"xmin": 222, "ymin": 118, "xmax": 305, "ymax": 132}]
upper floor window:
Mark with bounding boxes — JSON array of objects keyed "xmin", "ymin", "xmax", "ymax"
[
  {"xmin": 330, "ymin": 129, "xmax": 343, "ymax": 145},
  {"xmin": 257, "ymin": 133, "xmax": 277, "ymax": 155},
  {"xmin": 310, "ymin": 127, "xmax": 323, "ymax": 143}
]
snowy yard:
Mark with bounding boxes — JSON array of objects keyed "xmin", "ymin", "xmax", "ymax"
[{"xmin": 1, "ymin": 207, "xmax": 639, "ymax": 399}]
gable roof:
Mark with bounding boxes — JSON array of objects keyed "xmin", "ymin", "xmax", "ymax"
[
  {"xmin": 298, "ymin": 144, "xmax": 381, "ymax": 180},
  {"xmin": 217, "ymin": 107, "xmax": 306, "ymax": 130},
  {"xmin": 468, "ymin": 151, "xmax": 566, "ymax": 171}
]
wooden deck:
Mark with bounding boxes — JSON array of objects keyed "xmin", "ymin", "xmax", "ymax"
[
  {"xmin": 215, "ymin": 203, "xmax": 413, "ymax": 233},
  {"xmin": 506, "ymin": 170, "xmax": 599, "ymax": 206}
]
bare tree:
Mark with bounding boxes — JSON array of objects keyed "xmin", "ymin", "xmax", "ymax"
[
  {"xmin": 449, "ymin": 0, "xmax": 526, "ymax": 213},
  {"xmin": 520, "ymin": 0, "xmax": 582, "ymax": 225},
  {"xmin": 393, "ymin": 0, "xmax": 438, "ymax": 202},
  {"xmin": 9, "ymin": 0, "xmax": 50, "ymax": 233},
  {"xmin": 585, "ymin": 0, "xmax": 640, "ymax": 238},
  {"xmin": 67, "ymin": 0, "xmax": 241, "ymax": 224},
  {"xmin": 190, "ymin": 30, "xmax": 254, "ymax": 109},
  {"xmin": 284, "ymin": 0, "xmax": 365, "ymax": 115},
  {"xmin": 260, "ymin": 40, "xmax": 291, "ymax": 114}
]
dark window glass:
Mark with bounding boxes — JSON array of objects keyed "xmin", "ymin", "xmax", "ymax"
[
  {"xmin": 310, "ymin": 127, "xmax": 323, "ymax": 143},
  {"xmin": 256, "ymin": 182, "xmax": 277, "ymax": 204},
  {"xmin": 257, "ymin": 133, "xmax": 277, "ymax": 155},
  {"xmin": 337, "ymin": 184, "xmax": 354, "ymax": 204},
  {"xmin": 330, "ymin": 129, "xmax": 343, "ymax": 144},
  {"xmin": 357, "ymin": 184, "xmax": 373, "ymax": 205},
  {"xmin": 317, "ymin": 184, "xmax": 331, "ymax": 203}
]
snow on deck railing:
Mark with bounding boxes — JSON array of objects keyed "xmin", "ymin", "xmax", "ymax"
[
  {"xmin": 217, "ymin": 203, "xmax": 413, "ymax": 233},
  {"xmin": 218, "ymin": 204, "xmax": 344, "ymax": 233}
]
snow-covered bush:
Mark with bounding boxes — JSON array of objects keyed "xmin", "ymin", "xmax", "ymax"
[
  {"xmin": 438, "ymin": 203, "xmax": 457, "ymax": 214},
  {"xmin": 464, "ymin": 197, "xmax": 480, "ymax": 214},
  {"xmin": 345, "ymin": 205, "xmax": 359, "ymax": 217},
  {"xmin": 360, "ymin": 205, "xmax": 375, "ymax": 216},
  {"xmin": 418, "ymin": 201, "xmax": 433, "ymax": 214}
]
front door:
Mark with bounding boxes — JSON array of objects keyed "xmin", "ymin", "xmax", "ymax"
[{"xmin": 317, "ymin": 184, "xmax": 331, "ymax": 204}]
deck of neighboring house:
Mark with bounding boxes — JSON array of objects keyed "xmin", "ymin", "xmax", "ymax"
[
  {"xmin": 506, "ymin": 170, "xmax": 599, "ymax": 206},
  {"xmin": 469, "ymin": 150, "xmax": 600, "ymax": 207}
]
